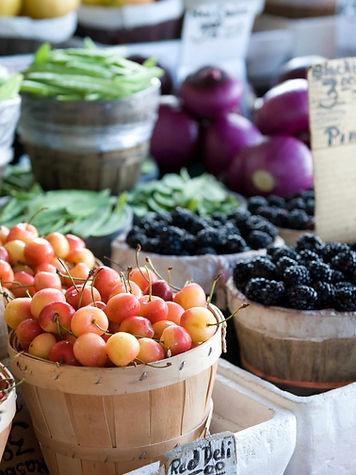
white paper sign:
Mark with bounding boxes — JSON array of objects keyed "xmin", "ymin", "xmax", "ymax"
[
  {"xmin": 163, "ymin": 431, "xmax": 237, "ymax": 475},
  {"xmin": 179, "ymin": 1, "xmax": 260, "ymax": 80},
  {"xmin": 337, "ymin": 0, "xmax": 356, "ymax": 57}
]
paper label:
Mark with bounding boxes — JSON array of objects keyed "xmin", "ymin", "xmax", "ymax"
[
  {"xmin": 337, "ymin": 0, "xmax": 356, "ymax": 57},
  {"xmin": 163, "ymin": 431, "xmax": 237, "ymax": 475},
  {"xmin": 179, "ymin": 1, "xmax": 259, "ymax": 80},
  {"xmin": 308, "ymin": 57, "xmax": 356, "ymax": 242}
]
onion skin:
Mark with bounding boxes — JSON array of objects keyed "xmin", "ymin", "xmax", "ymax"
[
  {"xmin": 227, "ymin": 135, "xmax": 313, "ymax": 197},
  {"xmin": 150, "ymin": 97, "xmax": 200, "ymax": 172},
  {"xmin": 276, "ymin": 55, "xmax": 326, "ymax": 84},
  {"xmin": 255, "ymin": 79, "xmax": 309, "ymax": 136},
  {"xmin": 179, "ymin": 66, "xmax": 243, "ymax": 119},
  {"xmin": 202, "ymin": 113, "xmax": 262, "ymax": 177}
]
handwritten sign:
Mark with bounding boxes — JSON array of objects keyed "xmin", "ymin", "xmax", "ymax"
[
  {"xmin": 163, "ymin": 431, "xmax": 237, "ymax": 475},
  {"xmin": 308, "ymin": 57, "xmax": 356, "ymax": 242},
  {"xmin": 179, "ymin": 1, "xmax": 260, "ymax": 80}
]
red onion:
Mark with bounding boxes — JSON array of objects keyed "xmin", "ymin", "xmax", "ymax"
[
  {"xmin": 276, "ymin": 55, "xmax": 326, "ymax": 84},
  {"xmin": 128, "ymin": 54, "xmax": 173, "ymax": 95},
  {"xmin": 227, "ymin": 135, "xmax": 313, "ymax": 197},
  {"xmin": 178, "ymin": 66, "xmax": 243, "ymax": 119},
  {"xmin": 202, "ymin": 113, "xmax": 262, "ymax": 177},
  {"xmin": 150, "ymin": 97, "xmax": 200, "ymax": 172},
  {"xmin": 254, "ymin": 79, "xmax": 309, "ymax": 136}
]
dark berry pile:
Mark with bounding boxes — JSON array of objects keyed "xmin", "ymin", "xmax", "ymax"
[
  {"xmin": 126, "ymin": 207, "xmax": 277, "ymax": 256},
  {"xmin": 233, "ymin": 234, "xmax": 356, "ymax": 312},
  {"xmin": 247, "ymin": 189, "xmax": 314, "ymax": 230}
]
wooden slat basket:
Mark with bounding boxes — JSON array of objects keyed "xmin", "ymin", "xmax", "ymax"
[
  {"xmin": 0, "ymin": 363, "xmax": 17, "ymax": 461},
  {"xmin": 226, "ymin": 277, "xmax": 356, "ymax": 395},
  {"xmin": 8, "ymin": 305, "xmax": 225, "ymax": 474}
]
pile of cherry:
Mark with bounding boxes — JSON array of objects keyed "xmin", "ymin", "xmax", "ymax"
[{"xmin": 1, "ymin": 222, "xmax": 218, "ymax": 367}]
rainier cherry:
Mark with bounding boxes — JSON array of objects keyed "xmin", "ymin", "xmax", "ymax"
[
  {"xmin": 106, "ymin": 293, "xmax": 140, "ymax": 324},
  {"xmin": 152, "ymin": 320, "xmax": 177, "ymax": 339},
  {"xmin": 137, "ymin": 338, "xmax": 165, "ymax": 364},
  {"xmin": 16, "ymin": 319, "xmax": 42, "ymax": 349},
  {"xmin": 0, "ymin": 246, "xmax": 9, "ymax": 262},
  {"xmin": 68, "ymin": 248, "xmax": 95, "ymax": 269},
  {"xmin": 5, "ymin": 240, "xmax": 26, "ymax": 266},
  {"xmin": 6, "ymin": 222, "xmax": 38, "ymax": 244},
  {"xmin": 180, "ymin": 307, "xmax": 216, "ymax": 343},
  {"xmin": 29, "ymin": 333, "xmax": 56, "ymax": 359},
  {"xmin": 106, "ymin": 332, "xmax": 140, "ymax": 367},
  {"xmin": 34, "ymin": 271, "xmax": 62, "ymax": 291},
  {"xmin": 65, "ymin": 234, "xmax": 85, "ymax": 257},
  {"xmin": 65, "ymin": 285, "xmax": 101, "ymax": 310},
  {"xmin": 160, "ymin": 325, "xmax": 192, "ymax": 356},
  {"xmin": 4, "ymin": 297, "xmax": 32, "ymax": 329},
  {"xmin": 31, "ymin": 288, "xmax": 66, "ymax": 319},
  {"xmin": 60, "ymin": 262, "xmax": 90, "ymax": 287},
  {"xmin": 49, "ymin": 341, "xmax": 80, "ymax": 366},
  {"xmin": 119, "ymin": 316, "xmax": 154, "ymax": 338},
  {"xmin": 92, "ymin": 266, "xmax": 121, "ymax": 302},
  {"xmin": 0, "ymin": 225, "xmax": 9, "ymax": 244},
  {"xmin": 173, "ymin": 283, "xmax": 206, "ymax": 310},
  {"xmin": 109, "ymin": 280, "xmax": 142, "ymax": 299},
  {"xmin": 24, "ymin": 238, "xmax": 55, "ymax": 268},
  {"xmin": 139, "ymin": 295, "xmax": 168, "ymax": 324},
  {"xmin": 12, "ymin": 272, "xmax": 35, "ymax": 298},
  {"xmin": 166, "ymin": 301, "xmax": 184, "ymax": 325},
  {"xmin": 143, "ymin": 280, "xmax": 173, "ymax": 301},
  {"xmin": 39, "ymin": 301, "xmax": 75, "ymax": 334},
  {"xmin": 46, "ymin": 232, "xmax": 70, "ymax": 259},
  {"xmin": 0, "ymin": 260, "xmax": 14, "ymax": 289},
  {"xmin": 130, "ymin": 267, "xmax": 158, "ymax": 291},
  {"xmin": 73, "ymin": 333, "xmax": 107, "ymax": 367},
  {"xmin": 71, "ymin": 306, "xmax": 109, "ymax": 337},
  {"xmin": 35, "ymin": 263, "xmax": 57, "ymax": 274}
]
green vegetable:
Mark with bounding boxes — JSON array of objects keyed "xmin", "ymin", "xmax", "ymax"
[
  {"xmin": 127, "ymin": 169, "xmax": 241, "ymax": 217},
  {"xmin": 0, "ymin": 66, "xmax": 22, "ymax": 101},
  {"xmin": 0, "ymin": 187, "xmax": 129, "ymax": 239},
  {"xmin": 21, "ymin": 42, "xmax": 163, "ymax": 101}
]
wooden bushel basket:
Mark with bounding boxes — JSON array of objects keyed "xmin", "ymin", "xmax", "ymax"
[
  {"xmin": 226, "ymin": 278, "xmax": 356, "ymax": 395},
  {"xmin": 0, "ymin": 363, "xmax": 17, "ymax": 461},
  {"xmin": 277, "ymin": 227, "xmax": 314, "ymax": 247},
  {"xmin": 8, "ymin": 306, "xmax": 225, "ymax": 474}
]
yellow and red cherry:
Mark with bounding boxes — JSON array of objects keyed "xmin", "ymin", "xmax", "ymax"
[
  {"xmin": 173, "ymin": 283, "xmax": 206, "ymax": 310},
  {"xmin": 106, "ymin": 332, "xmax": 140, "ymax": 367},
  {"xmin": 130, "ymin": 267, "xmax": 158, "ymax": 291},
  {"xmin": 34, "ymin": 271, "xmax": 62, "ymax": 291},
  {"xmin": 5, "ymin": 297, "xmax": 32, "ymax": 329},
  {"xmin": 49, "ymin": 340, "xmax": 80, "ymax": 366},
  {"xmin": 0, "ymin": 225, "xmax": 9, "ymax": 244},
  {"xmin": 143, "ymin": 280, "xmax": 173, "ymax": 301},
  {"xmin": 106, "ymin": 293, "xmax": 140, "ymax": 324},
  {"xmin": 68, "ymin": 248, "xmax": 95, "ymax": 269},
  {"xmin": 65, "ymin": 233, "xmax": 85, "ymax": 256},
  {"xmin": 24, "ymin": 238, "xmax": 55, "ymax": 268},
  {"xmin": 73, "ymin": 333, "xmax": 107, "ymax": 367},
  {"xmin": 0, "ymin": 246, "xmax": 9, "ymax": 263},
  {"xmin": 92, "ymin": 266, "xmax": 121, "ymax": 303},
  {"xmin": 29, "ymin": 333, "xmax": 57, "ymax": 359},
  {"xmin": 6, "ymin": 222, "xmax": 38, "ymax": 244},
  {"xmin": 139, "ymin": 295, "xmax": 168, "ymax": 324},
  {"xmin": 109, "ymin": 280, "xmax": 142, "ymax": 299},
  {"xmin": 119, "ymin": 316, "xmax": 154, "ymax": 338},
  {"xmin": 65, "ymin": 284, "xmax": 101, "ymax": 309},
  {"xmin": 137, "ymin": 338, "xmax": 165, "ymax": 363},
  {"xmin": 46, "ymin": 232, "xmax": 70, "ymax": 259},
  {"xmin": 12, "ymin": 271, "xmax": 35, "ymax": 298},
  {"xmin": 71, "ymin": 306, "xmax": 109, "ymax": 337},
  {"xmin": 35, "ymin": 263, "xmax": 57, "ymax": 274},
  {"xmin": 180, "ymin": 307, "xmax": 216, "ymax": 343},
  {"xmin": 160, "ymin": 325, "xmax": 192, "ymax": 356},
  {"xmin": 30, "ymin": 288, "xmax": 66, "ymax": 319},
  {"xmin": 39, "ymin": 301, "xmax": 75, "ymax": 334},
  {"xmin": 16, "ymin": 318, "xmax": 42, "ymax": 349},
  {"xmin": 0, "ymin": 260, "xmax": 14, "ymax": 289},
  {"xmin": 152, "ymin": 320, "xmax": 177, "ymax": 339},
  {"xmin": 4, "ymin": 240, "xmax": 26, "ymax": 266},
  {"xmin": 166, "ymin": 301, "xmax": 184, "ymax": 325}
]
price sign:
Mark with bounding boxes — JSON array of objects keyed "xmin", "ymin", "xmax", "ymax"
[
  {"xmin": 179, "ymin": 1, "xmax": 260, "ymax": 80},
  {"xmin": 308, "ymin": 57, "xmax": 356, "ymax": 242},
  {"xmin": 163, "ymin": 431, "xmax": 237, "ymax": 475}
]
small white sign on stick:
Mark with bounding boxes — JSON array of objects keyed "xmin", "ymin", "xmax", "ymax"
[{"xmin": 308, "ymin": 57, "xmax": 356, "ymax": 242}]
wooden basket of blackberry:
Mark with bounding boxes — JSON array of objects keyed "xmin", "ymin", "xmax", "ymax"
[{"xmin": 227, "ymin": 234, "xmax": 356, "ymax": 395}]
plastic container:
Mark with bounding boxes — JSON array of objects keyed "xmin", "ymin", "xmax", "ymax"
[
  {"xmin": 18, "ymin": 81, "xmax": 160, "ymax": 193},
  {"xmin": 77, "ymin": 0, "xmax": 183, "ymax": 45},
  {"xmin": 226, "ymin": 277, "xmax": 356, "ymax": 395},
  {"xmin": 8, "ymin": 305, "xmax": 225, "ymax": 474}
]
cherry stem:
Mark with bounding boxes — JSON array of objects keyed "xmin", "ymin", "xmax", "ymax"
[
  {"xmin": 120, "ymin": 272, "xmax": 129, "ymax": 293},
  {"xmin": 135, "ymin": 244, "xmax": 149, "ymax": 283},
  {"xmin": 56, "ymin": 270, "xmax": 87, "ymax": 282},
  {"xmin": 57, "ymin": 258, "xmax": 79, "ymax": 292},
  {"xmin": 0, "ymin": 289, "xmax": 13, "ymax": 302},
  {"xmin": 207, "ymin": 303, "xmax": 249, "ymax": 326},
  {"xmin": 91, "ymin": 319, "xmax": 109, "ymax": 334},
  {"xmin": 78, "ymin": 270, "xmax": 94, "ymax": 309},
  {"xmin": 1, "ymin": 378, "xmax": 25, "ymax": 395},
  {"xmin": 145, "ymin": 257, "xmax": 181, "ymax": 292},
  {"xmin": 90, "ymin": 268, "xmax": 102, "ymax": 308},
  {"xmin": 28, "ymin": 207, "xmax": 48, "ymax": 225},
  {"xmin": 127, "ymin": 267, "xmax": 133, "ymax": 293},
  {"xmin": 167, "ymin": 267, "xmax": 172, "ymax": 286},
  {"xmin": 206, "ymin": 273, "xmax": 222, "ymax": 308},
  {"xmin": 25, "ymin": 289, "xmax": 32, "ymax": 299},
  {"xmin": 54, "ymin": 314, "xmax": 75, "ymax": 337},
  {"xmin": 134, "ymin": 358, "xmax": 172, "ymax": 369},
  {"xmin": 144, "ymin": 265, "xmax": 152, "ymax": 302},
  {"xmin": 103, "ymin": 256, "xmax": 124, "ymax": 271}
]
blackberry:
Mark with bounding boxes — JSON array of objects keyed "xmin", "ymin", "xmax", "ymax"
[
  {"xmin": 335, "ymin": 281, "xmax": 354, "ymax": 289},
  {"xmin": 196, "ymin": 247, "xmax": 217, "ymax": 255},
  {"xmin": 305, "ymin": 199, "xmax": 315, "ymax": 215},
  {"xmin": 334, "ymin": 286, "xmax": 356, "ymax": 311},
  {"xmin": 307, "ymin": 261, "xmax": 332, "ymax": 282},
  {"xmin": 296, "ymin": 234, "xmax": 324, "ymax": 253},
  {"xmin": 196, "ymin": 227, "xmax": 220, "ymax": 247},
  {"xmin": 286, "ymin": 209, "xmax": 311, "ymax": 230},
  {"xmin": 143, "ymin": 238, "xmax": 160, "ymax": 253},
  {"xmin": 297, "ymin": 249, "xmax": 321, "ymax": 266},
  {"xmin": 247, "ymin": 196, "xmax": 268, "ymax": 213},
  {"xmin": 268, "ymin": 195, "xmax": 286, "ymax": 208},
  {"xmin": 144, "ymin": 221, "xmax": 168, "ymax": 238},
  {"xmin": 245, "ymin": 215, "xmax": 277, "ymax": 239},
  {"xmin": 330, "ymin": 250, "xmax": 356, "ymax": 274},
  {"xmin": 283, "ymin": 265, "xmax": 311, "ymax": 286},
  {"xmin": 321, "ymin": 242, "xmax": 350, "ymax": 262},
  {"xmin": 245, "ymin": 278, "xmax": 285, "ymax": 306},
  {"xmin": 314, "ymin": 281, "xmax": 335, "ymax": 309},
  {"xmin": 224, "ymin": 235, "xmax": 248, "ymax": 254},
  {"xmin": 254, "ymin": 206, "xmax": 278, "ymax": 222},
  {"xmin": 287, "ymin": 285, "xmax": 318, "ymax": 310},
  {"xmin": 274, "ymin": 209, "xmax": 290, "ymax": 228},
  {"xmin": 126, "ymin": 228, "xmax": 148, "ymax": 249},
  {"xmin": 286, "ymin": 197, "xmax": 307, "ymax": 211},
  {"xmin": 330, "ymin": 270, "xmax": 346, "ymax": 284},
  {"xmin": 275, "ymin": 256, "xmax": 299, "ymax": 275},
  {"xmin": 267, "ymin": 246, "xmax": 299, "ymax": 262},
  {"xmin": 227, "ymin": 209, "xmax": 250, "ymax": 227},
  {"xmin": 247, "ymin": 230, "xmax": 274, "ymax": 249},
  {"xmin": 138, "ymin": 212, "xmax": 159, "ymax": 227},
  {"xmin": 233, "ymin": 261, "xmax": 252, "ymax": 289},
  {"xmin": 211, "ymin": 212, "xmax": 227, "ymax": 223},
  {"xmin": 159, "ymin": 226, "xmax": 185, "ymax": 255},
  {"xmin": 182, "ymin": 234, "xmax": 197, "ymax": 254},
  {"xmin": 171, "ymin": 207, "xmax": 207, "ymax": 233},
  {"xmin": 249, "ymin": 257, "xmax": 276, "ymax": 279}
]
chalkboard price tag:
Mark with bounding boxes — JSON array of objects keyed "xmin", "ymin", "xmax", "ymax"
[
  {"xmin": 308, "ymin": 57, "xmax": 356, "ymax": 242},
  {"xmin": 163, "ymin": 431, "xmax": 237, "ymax": 475}
]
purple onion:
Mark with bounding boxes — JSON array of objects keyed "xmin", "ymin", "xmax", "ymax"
[
  {"xmin": 276, "ymin": 55, "xmax": 326, "ymax": 84},
  {"xmin": 227, "ymin": 135, "xmax": 313, "ymax": 197},
  {"xmin": 178, "ymin": 66, "xmax": 243, "ymax": 119}
]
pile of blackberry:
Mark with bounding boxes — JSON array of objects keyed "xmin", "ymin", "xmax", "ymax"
[
  {"xmin": 247, "ymin": 189, "xmax": 314, "ymax": 230},
  {"xmin": 233, "ymin": 234, "xmax": 356, "ymax": 311},
  {"xmin": 126, "ymin": 207, "xmax": 277, "ymax": 256}
]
